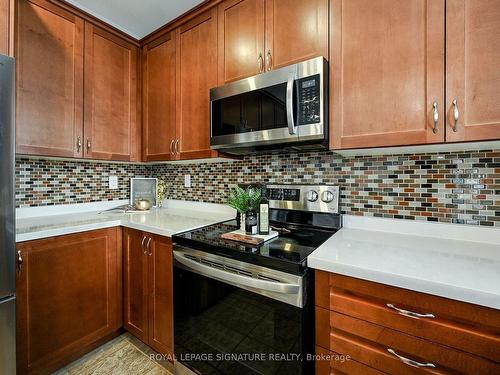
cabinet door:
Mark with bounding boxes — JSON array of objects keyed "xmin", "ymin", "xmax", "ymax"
[
  {"xmin": 218, "ymin": 0, "xmax": 265, "ymax": 84},
  {"xmin": 123, "ymin": 228, "xmax": 149, "ymax": 343},
  {"xmin": 176, "ymin": 9, "xmax": 219, "ymax": 160},
  {"xmin": 16, "ymin": 228, "xmax": 121, "ymax": 374},
  {"xmin": 148, "ymin": 235, "xmax": 174, "ymax": 356},
  {"xmin": 84, "ymin": 22, "xmax": 138, "ymax": 161},
  {"xmin": 143, "ymin": 32, "xmax": 177, "ymax": 161},
  {"xmin": 446, "ymin": 0, "xmax": 500, "ymax": 142},
  {"xmin": 16, "ymin": 0, "xmax": 84, "ymax": 157},
  {"xmin": 0, "ymin": 0, "xmax": 11, "ymax": 55},
  {"xmin": 264, "ymin": 0, "xmax": 328, "ymax": 70},
  {"xmin": 331, "ymin": 0, "xmax": 445, "ymax": 149}
]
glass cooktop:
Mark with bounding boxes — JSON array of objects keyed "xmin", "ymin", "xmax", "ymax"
[{"xmin": 172, "ymin": 219, "xmax": 336, "ymax": 275}]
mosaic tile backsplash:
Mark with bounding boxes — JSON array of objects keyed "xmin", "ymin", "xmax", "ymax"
[
  {"xmin": 16, "ymin": 149, "xmax": 499, "ymax": 227},
  {"xmin": 16, "ymin": 158, "xmax": 147, "ymax": 207},
  {"xmin": 153, "ymin": 150, "xmax": 499, "ymax": 227}
]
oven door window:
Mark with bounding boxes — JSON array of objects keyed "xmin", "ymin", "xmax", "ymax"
[{"xmin": 174, "ymin": 267, "xmax": 310, "ymax": 374}]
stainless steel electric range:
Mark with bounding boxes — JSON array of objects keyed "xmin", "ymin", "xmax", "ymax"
[{"xmin": 172, "ymin": 185, "xmax": 341, "ymax": 375}]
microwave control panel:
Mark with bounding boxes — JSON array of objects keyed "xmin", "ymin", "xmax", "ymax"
[{"xmin": 297, "ymin": 75, "xmax": 321, "ymax": 125}]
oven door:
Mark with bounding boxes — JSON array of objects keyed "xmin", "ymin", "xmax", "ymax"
[
  {"xmin": 173, "ymin": 248, "xmax": 314, "ymax": 375},
  {"xmin": 210, "ymin": 56, "xmax": 327, "ymax": 152}
]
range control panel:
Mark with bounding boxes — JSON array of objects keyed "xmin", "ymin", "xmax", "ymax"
[{"xmin": 265, "ymin": 185, "xmax": 339, "ymax": 214}]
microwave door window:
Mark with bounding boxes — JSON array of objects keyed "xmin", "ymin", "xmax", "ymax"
[
  {"xmin": 219, "ymin": 96, "xmax": 241, "ymax": 135},
  {"xmin": 241, "ymin": 91, "xmax": 260, "ymax": 133},
  {"xmin": 213, "ymin": 82, "xmax": 293, "ymax": 138},
  {"xmin": 216, "ymin": 92, "xmax": 260, "ymax": 136},
  {"xmin": 261, "ymin": 84, "xmax": 287, "ymax": 131}
]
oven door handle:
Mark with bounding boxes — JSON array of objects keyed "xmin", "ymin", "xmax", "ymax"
[
  {"xmin": 286, "ymin": 70, "xmax": 297, "ymax": 135},
  {"xmin": 174, "ymin": 251, "xmax": 300, "ymax": 295}
]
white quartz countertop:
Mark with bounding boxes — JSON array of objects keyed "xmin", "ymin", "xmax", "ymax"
[
  {"xmin": 308, "ymin": 216, "xmax": 500, "ymax": 310},
  {"xmin": 16, "ymin": 200, "xmax": 236, "ymax": 242}
]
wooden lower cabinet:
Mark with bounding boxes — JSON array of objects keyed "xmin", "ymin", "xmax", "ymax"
[
  {"xmin": 123, "ymin": 228, "xmax": 174, "ymax": 356},
  {"xmin": 16, "ymin": 228, "xmax": 122, "ymax": 375},
  {"xmin": 123, "ymin": 226, "xmax": 149, "ymax": 342},
  {"xmin": 315, "ymin": 271, "xmax": 500, "ymax": 374},
  {"xmin": 315, "ymin": 345, "xmax": 384, "ymax": 375}
]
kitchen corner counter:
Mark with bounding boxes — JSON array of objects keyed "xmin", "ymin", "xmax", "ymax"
[
  {"xmin": 308, "ymin": 215, "xmax": 500, "ymax": 310},
  {"xmin": 16, "ymin": 200, "xmax": 236, "ymax": 243}
]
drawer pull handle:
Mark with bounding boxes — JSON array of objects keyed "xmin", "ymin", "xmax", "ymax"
[
  {"xmin": 386, "ymin": 303, "xmax": 435, "ymax": 319},
  {"xmin": 387, "ymin": 349, "xmax": 435, "ymax": 368}
]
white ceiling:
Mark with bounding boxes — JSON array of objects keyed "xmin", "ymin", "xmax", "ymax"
[{"xmin": 65, "ymin": 0, "xmax": 204, "ymax": 39}]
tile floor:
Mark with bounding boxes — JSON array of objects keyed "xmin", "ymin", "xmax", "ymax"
[{"xmin": 53, "ymin": 333, "xmax": 173, "ymax": 375}]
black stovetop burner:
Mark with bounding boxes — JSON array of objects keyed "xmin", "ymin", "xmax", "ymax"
[{"xmin": 173, "ymin": 209, "xmax": 341, "ymax": 275}]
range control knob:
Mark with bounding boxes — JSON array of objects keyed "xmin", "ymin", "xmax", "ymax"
[
  {"xmin": 306, "ymin": 190, "xmax": 319, "ymax": 202},
  {"xmin": 321, "ymin": 190, "xmax": 335, "ymax": 203}
]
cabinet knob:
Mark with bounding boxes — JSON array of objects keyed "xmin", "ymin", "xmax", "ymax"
[
  {"xmin": 17, "ymin": 250, "xmax": 23, "ymax": 273},
  {"xmin": 387, "ymin": 348, "xmax": 435, "ymax": 369},
  {"xmin": 146, "ymin": 237, "xmax": 152, "ymax": 256},
  {"xmin": 86, "ymin": 139, "xmax": 91, "ymax": 153},
  {"xmin": 76, "ymin": 137, "xmax": 82, "ymax": 152},
  {"xmin": 170, "ymin": 140, "xmax": 175, "ymax": 156},
  {"xmin": 452, "ymin": 98, "xmax": 459, "ymax": 132},
  {"xmin": 432, "ymin": 101, "xmax": 439, "ymax": 134},
  {"xmin": 258, "ymin": 53, "xmax": 264, "ymax": 73},
  {"xmin": 141, "ymin": 235, "xmax": 147, "ymax": 254},
  {"xmin": 386, "ymin": 303, "xmax": 435, "ymax": 319},
  {"xmin": 266, "ymin": 50, "xmax": 272, "ymax": 71}
]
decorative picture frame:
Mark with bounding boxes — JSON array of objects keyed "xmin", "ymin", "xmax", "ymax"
[{"xmin": 130, "ymin": 178, "xmax": 158, "ymax": 207}]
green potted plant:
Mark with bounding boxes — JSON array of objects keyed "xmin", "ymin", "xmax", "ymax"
[{"xmin": 227, "ymin": 186, "xmax": 261, "ymax": 231}]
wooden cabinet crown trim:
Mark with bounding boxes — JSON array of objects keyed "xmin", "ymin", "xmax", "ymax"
[
  {"xmin": 141, "ymin": 0, "xmax": 224, "ymax": 45},
  {"xmin": 29, "ymin": 0, "xmax": 140, "ymax": 45}
]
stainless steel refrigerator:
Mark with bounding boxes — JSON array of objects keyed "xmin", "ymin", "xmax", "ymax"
[{"xmin": 0, "ymin": 53, "xmax": 16, "ymax": 374}]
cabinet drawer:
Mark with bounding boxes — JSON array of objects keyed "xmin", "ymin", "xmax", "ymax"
[
  {"xmin": 316, "ymin": 307, "xmax": 499, "ymax": 374},
  {"xmin": 316, "ymin": 345, "xmax": 385, "ymax": 375},
  {"xmin": 316, "ymin": 271, "xmax": 500, "ymax": 362}
]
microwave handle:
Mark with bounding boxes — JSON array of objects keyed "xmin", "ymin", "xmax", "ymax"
[{"xmin": 286, "ymin": 73, "xmax": 297, "ymax": 135}]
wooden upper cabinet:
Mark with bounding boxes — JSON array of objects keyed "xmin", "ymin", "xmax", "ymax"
[
  {"xmin": 0, "ymin": 0, "xmax": 12, "ymax": 55},
  {"xmin": 218, "ymin": 0, "xmax": 265, "ymax": 84},
  {"xmin": 217, "ymin": 0, "xmax": 328, "ymax": 82},
  {"xmin": 123, "ymin": 228, "xmax": 149, "ymax": 343},
  {"xmin": 446, "ymin": 0, "xmax": 500, "ymax": 142},
  {"xmin": 143, "ymin": 32, "xmax": 177, "ymax": 161},
  {"xmin": 264, "ymin": 0, "xmax": 328, "ymax": 70},
  {"xmin": 176, "ymin": 9, "xmax": 219, "ymax": 159},
  {"xmin": 16, "ymin": 0, "xmax": 84, "ymax": 157},
  {"xmin": 331, "ymin": 0, "xmax": 445, "ymax": 149},
  {"xmin": 16, "ymin": 228, "xmax": 122, "ymax": 374},
  {"xmin": 84, "ymin": 22, "xmax": 138, "ymax": 161}
]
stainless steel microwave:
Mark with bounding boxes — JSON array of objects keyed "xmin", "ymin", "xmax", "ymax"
[{"xmin": 210, "ymin": 56, "xmax": 328, "ymax": 154}]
